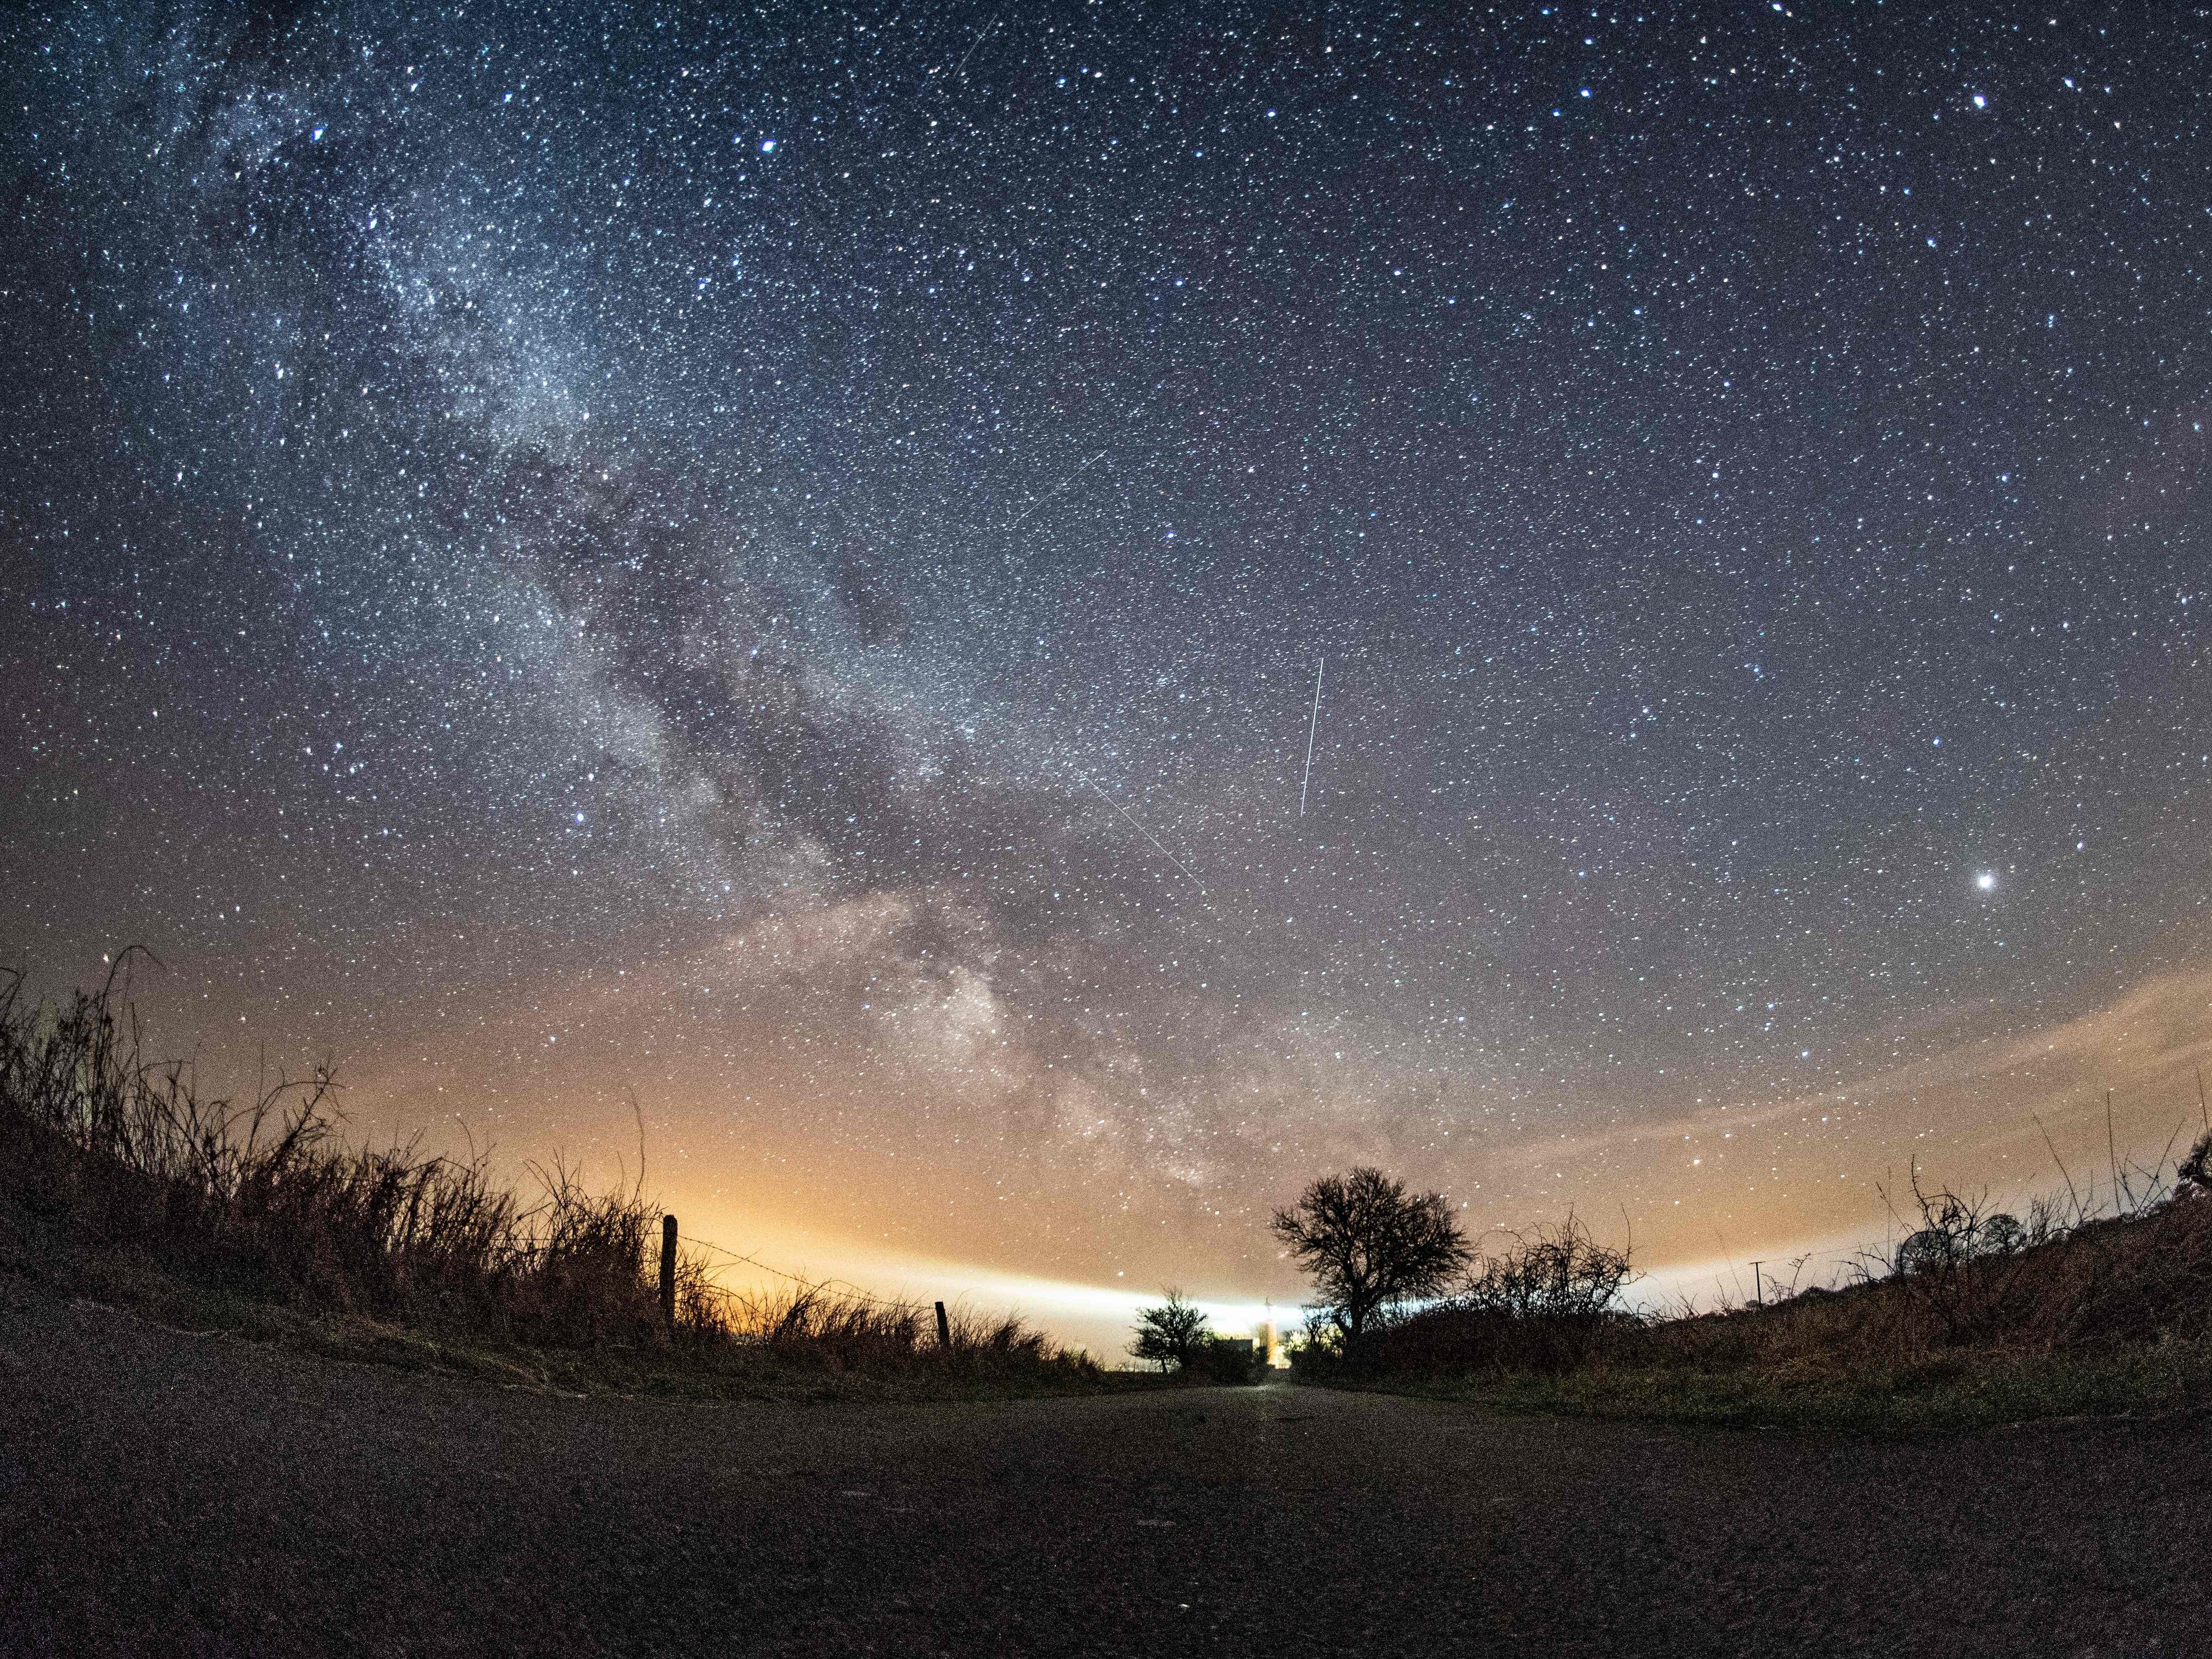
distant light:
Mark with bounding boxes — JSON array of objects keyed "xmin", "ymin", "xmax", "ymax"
[
  {"xmin": 760, "ymin": 138, "xmax": 776, "ymax": 153},
  {"xmin": 1972, "ymin": 93, "xmax": 1987, "ymax": 109},
  {"xmin": 1976, "ymin": 871, "xmax": 1997, "ymax": 891}
]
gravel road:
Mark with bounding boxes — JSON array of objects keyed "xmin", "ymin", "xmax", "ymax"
[{"xmin": 1, "ymin": 1275, "xmax": 2204, "ymax": 1657}]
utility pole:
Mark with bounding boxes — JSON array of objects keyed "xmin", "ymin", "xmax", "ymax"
[{"xmin": 1749, "ymin": 1259, "xmax": 1765, "ymax": 1306}]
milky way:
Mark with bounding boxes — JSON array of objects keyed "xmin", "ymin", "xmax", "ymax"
[{"xmin": 6, "ymin": 3, "xmax": 2211, "ymax": 1302}]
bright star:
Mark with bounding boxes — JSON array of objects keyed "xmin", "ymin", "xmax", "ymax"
[{"xmin": 1976, "ymin": 871, "xmax": 1997, "ymax": 891}]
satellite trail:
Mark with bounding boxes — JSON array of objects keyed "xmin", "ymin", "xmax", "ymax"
[
  {"xmin": 1008, "ymin": 449, "xmax": 1109, "ymax": 531},
  {"xmin": 1080, "ymin": 774, "xmax": 1203, "ymax": 891}
]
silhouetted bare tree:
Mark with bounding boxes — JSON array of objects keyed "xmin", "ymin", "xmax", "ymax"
[{"xmin": 1272, "ymin": 1167, "xmax": 1472, "ymax": 1356}]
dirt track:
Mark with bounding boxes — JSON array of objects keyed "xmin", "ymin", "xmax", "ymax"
[{"xmin": 1, "ymin": 1276, "xmax": 2205, "ymax": 1657}]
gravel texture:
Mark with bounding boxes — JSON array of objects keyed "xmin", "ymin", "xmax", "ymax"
[{"xmin": 1, "ymin": 1274, "xmax": 2206, "ymax": 1657}]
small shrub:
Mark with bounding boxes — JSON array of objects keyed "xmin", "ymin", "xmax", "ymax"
[
  {"xmin": 1981, "ymin": 1213, "xmax": 2024, "ymax": 1254},
  {"xmin": 2178, "ymin": 1130, "xmax": 2212, "ymax": 1196},
  {"xmin": 1180, "ymin": 1334, "xmax": 1261, "ymax": 1385},
  {"xmin": 1129, "ymin": 1287, "xmax": 1209, "ymax": 1370}
]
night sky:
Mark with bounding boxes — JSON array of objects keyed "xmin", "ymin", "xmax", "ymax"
[{"xmin": 6, "ymin": 1, "xmax": 2211, "ymax": 1335}]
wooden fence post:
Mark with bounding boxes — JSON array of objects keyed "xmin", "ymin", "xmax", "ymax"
[
  {"xmin": 661, "ymin": 1214, "xmax": 678, "ymax": 1333},
  {"xmin": 934, "ymin": 1299, "xmax": 951, "ymax": 1349}
]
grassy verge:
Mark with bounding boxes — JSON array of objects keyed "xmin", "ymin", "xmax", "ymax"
[
  {"xmin": 0, "ymin": 1207, "xmax": 1130, "ymax": 1404},
  {"xmin": 1311, "ymin": 1337, "xmax": 2212, "ymax": 1436},
  {"xmin": 0, "ymin": 966, "xmax": 1116, "ymax": 1403},
  {"xmin": 1295, "ymin": 1184, "xmax": 2212, "ymax": 1435}
]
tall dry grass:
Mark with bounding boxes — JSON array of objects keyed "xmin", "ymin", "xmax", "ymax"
[
  {"xmin": 702, "ymin": 1280, "xmax": 1057, "ymax": 1375},
  {"xmin": 0, "ymin": 961, "xmax": 1085, "ymax": 1383},
  {"xmin": 0, "ymin": 959, "xmax": 674, "ymax": 1344},
  {"xmin": 1621, "ymin": 1192, "xmax": 2212, "ymax": 1386}
]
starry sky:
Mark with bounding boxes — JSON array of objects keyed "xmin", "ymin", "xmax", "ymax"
[{"xmin": 6, "ymin": 1, "xmax": 2212, "ymax": 1336}]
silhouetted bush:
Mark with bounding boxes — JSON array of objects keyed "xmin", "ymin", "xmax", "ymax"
[{"xmin": 1374, "ymin": 1214, "xmax": 1636, "ymax": 1375}]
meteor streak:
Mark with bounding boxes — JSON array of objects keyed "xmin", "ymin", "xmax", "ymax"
[{"xmin": 1300, "ymin": 657, "xmax": 1324, "ymax": 816}]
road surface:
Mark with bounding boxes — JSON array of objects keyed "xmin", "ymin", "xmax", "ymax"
[{"xmin": 1, "ymin": 1275, "xmax": 2203, "ymax": 1656}]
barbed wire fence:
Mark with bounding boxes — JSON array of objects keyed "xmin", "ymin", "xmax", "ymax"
[
  {"xmin": 679, "ymin": 1230, "xmax": 922, "ymax": 1312},
  {"xmin": 655, "ymin": 1222, "xmax": 965, "ymax": 1347}
]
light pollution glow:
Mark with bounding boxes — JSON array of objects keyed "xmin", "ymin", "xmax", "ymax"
[{"xmin": 301, "ymin": 942, "xmax": 2212, "ymax": 1361}]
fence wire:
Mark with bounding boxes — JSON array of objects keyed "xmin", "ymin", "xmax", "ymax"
[{"xmin": 671, "ymin": 1230, "xmax": 940, "ymax": 1315}]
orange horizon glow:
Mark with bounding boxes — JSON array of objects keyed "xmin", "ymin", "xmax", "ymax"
[{"xmin": 248, "ymin": 940, "xmax": 2212, "ymax": 1359}]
